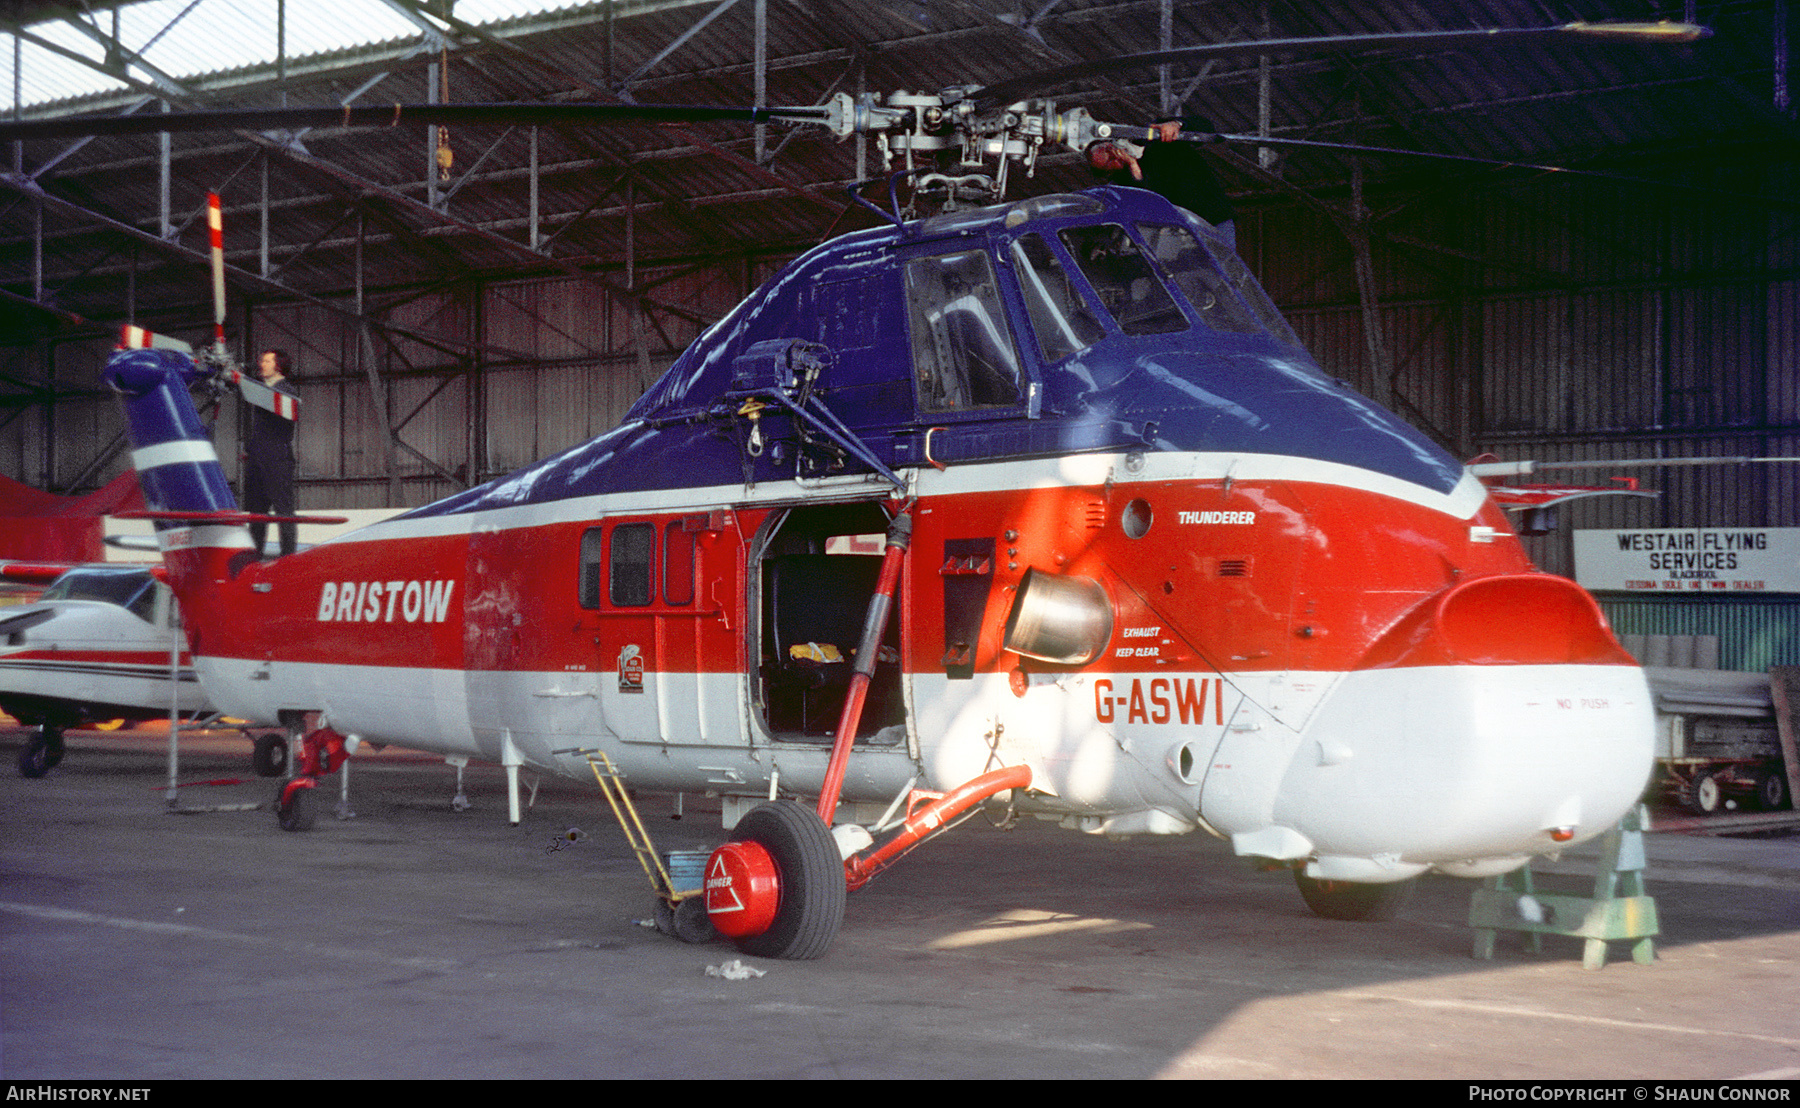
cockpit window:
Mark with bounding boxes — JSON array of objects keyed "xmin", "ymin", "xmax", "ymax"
[
  {"xmin": 1058, "ymin": 224, "xmax": 1187, "ymax": 336},
  {"xmin": 905, "ymin": 249, "xmax": 1024, "ymax": 412},
  {"xmin": 1005, "ymin": 194, "xmax": 1105, "ymax": 223},
  {"xmin": 1195, "ymin": 229, "xmax": 1302, "ymax": 347},
  {"xmin": 1135, "ymin": 223, "xmax": 1261, "ymax": 334},
  {"xmin": 40, "ymin": 569, "xmax": 158, "ymax": 623},
  {"xmin": 1010, "ymin": 233, "xmax": 1106, "ymax": 363}
]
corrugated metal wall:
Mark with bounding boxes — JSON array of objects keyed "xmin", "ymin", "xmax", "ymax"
[
  {"xmin": 1601, "ymin": 597, "xmax": 1800, "ymax": 672},
  {"xmin": 1258, "ymin": 148, "xmax": 1799, "ymax": 586},
  {"xmin": 0, "ymin": 340, "xmax": 117, "ymax": 495},
  {"xmin": 0, "ymin": 256, "xmax": 776, "ymax": 512}
]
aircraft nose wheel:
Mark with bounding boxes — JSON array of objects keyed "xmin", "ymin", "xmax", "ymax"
[
  {"xmin": 16, "ymin": 725, "xmax": 64, "ymax": 779},
  {"xmin": 704, "ymin": 800, "xmax": 845, "ymax": 960}
]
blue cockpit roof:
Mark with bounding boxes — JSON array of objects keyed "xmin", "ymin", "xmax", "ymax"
[{"xmin": 403, "ymin": 187, "xmax": 1463, "ymax": 520}]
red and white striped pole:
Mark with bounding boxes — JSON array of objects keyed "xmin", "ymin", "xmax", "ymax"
[{"xmin": 207, "ymin": 192, "xmax": 226, "ymax": 353}]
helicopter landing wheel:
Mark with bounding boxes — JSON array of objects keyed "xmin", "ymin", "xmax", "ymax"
[
  {"xmin": 275, "ymin": 782, "xmax": 316, "ymax": 832},
  {"xmin": 1294, "ymin": 870, "xmax": 1414, "ymax": 922},
  {"xmin": 251, "ymin": 732, "xmax": 288, "ymax": 778},
  {"xmin": 704, "ymin": 800, "xmax": 844, "ymax": 960}
]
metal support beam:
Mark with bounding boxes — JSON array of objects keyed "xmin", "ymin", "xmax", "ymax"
[
  {"xmin": 355, "ymin": 210, "xmax": 400, "ymax": 507},
  {"xmin": 1347, "ymin": 163, "xmax": 1393, "ymax": 410},
  {"xmin": 260, "ymin": 154, "xmax": 270, "ymax": 278},
  {"xmin": 1257, "ymin": 3, "xmax": 1275, "ymax": 170},
  {"xmin": 1158, "ymin": 0, "xmax": 1172, "ymax": 117},
  {"xmin": 754, "ymin": 0, "xmax": 767, "ymax": 165},
  {"xmin": 427, "ymin": 57, "xmax": 442, "ymax": 211},
  {"xmin": 157, "ymin": 105, "xmax": 171, "ymax": 240},
  {"xmin": 617, "ymin": 0, "xmax": 740, "ymax": 99},
  {"xmin": 1778, "ymin": 0, "xmax": 1791, "ymax": 116},
  {"xmin": 0, "ymin": 173, "xmax": 526, "ymax": 362}
]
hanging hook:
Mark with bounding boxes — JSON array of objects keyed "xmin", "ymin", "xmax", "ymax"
[{"xmin": 737, "ymin": 398, "xmax": 767, "ymax": 457}]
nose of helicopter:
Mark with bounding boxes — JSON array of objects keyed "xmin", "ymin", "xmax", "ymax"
[{"xmin": 1268, "ymin": 574, "xmax": 1656, "ymax": 878}]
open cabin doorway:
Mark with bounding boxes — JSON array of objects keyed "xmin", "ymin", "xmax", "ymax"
[{"xmin": 753, "ymin": 500, "xmax": 907, "ymax": 747}]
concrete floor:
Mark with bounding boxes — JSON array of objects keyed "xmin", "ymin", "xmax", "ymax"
[{"xmin": 3, "ymin": 725, "xmax": 1798, "ymax": 1080}]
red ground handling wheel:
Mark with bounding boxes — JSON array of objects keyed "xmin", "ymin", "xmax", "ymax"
[{"xmin": 704, "ymin": 800, "xmax": 845, "ymax": 960}]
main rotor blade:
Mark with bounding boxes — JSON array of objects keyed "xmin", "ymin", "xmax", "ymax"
[
  {"xmin": 0, "ymin": 101, "xmax": 832, "ymax": 143},
  {"xmin": 972, "ymin": 21, "xmax": 1709, "ymax": 105},
  {"xmin": 1200, "ymin": 131, "xmax": 1583, "ymax": 174},
  {"xmin": 1194, "ymin": 132, "xmax": 1800, "ymax": 211}
]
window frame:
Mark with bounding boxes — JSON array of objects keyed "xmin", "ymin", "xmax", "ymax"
[
  {"xmin": 903, "ymin": 247, "xmax": 1029, "ymax": 417},
  {"xmin": 608, "ymin": 522, "xmax": 656, "ymax": 608}
]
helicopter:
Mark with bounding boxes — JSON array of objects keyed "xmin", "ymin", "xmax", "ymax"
[{"xmin": 23, "ymin": 18, "xmax": 1712, "ymax": 959}]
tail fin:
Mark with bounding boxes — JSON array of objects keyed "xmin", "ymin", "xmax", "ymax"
[{"xmin": 104, "ymin": 346, "xmax": 250, "ymax": 556}]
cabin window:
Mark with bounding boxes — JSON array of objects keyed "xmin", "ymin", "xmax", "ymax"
[
  {"xmin": 610, "ymin": 523, "xmax": 655, "ymax": 607},
  {"xmin": 1058, "ymin": 223, "xmax": 1187, "ymax": 336},
  {"xmin": 129, "ymin": 582, "xmax": 159, "ymax": 624},
  {"xmin": 578, "ymin": 527, "xmax": 605, "ymax": 608},
  {"xmin": 1135, "ymin": 223, "xmax": 1260, "ymax": 334},
  {"xmin": 581, "ymin": 522, "xmax": 688, "ymax": 608},
  {"xmin": 1011, "ymin": 233, "xmax": 1106, "ymax": 363},
  {"xmin": 664, "ymin": 521, "xmax": 696, "ymax": 606},
  {"xmin": 1007, "ymin": 193, "xmax": 1105, "ymax": 222},
  {"xmin": 905, "ymin": 249, "xmax": 1023, "ymax": 412}
]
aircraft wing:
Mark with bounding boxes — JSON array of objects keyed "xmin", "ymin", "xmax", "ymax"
[
  {"xmin": 104, "ymin": 532, "xmax": 312, "ymax": 557},
  {"xmin": 0, "ymin": 561, "xmax": 77, "ymax": 585},
  {"xmin": 1465, "ymin": 452, "xmax": 1800, "ymax": 513},
  {"xmin": 0, "ymin": 607, "xmax": 57, "ymax": 638}
]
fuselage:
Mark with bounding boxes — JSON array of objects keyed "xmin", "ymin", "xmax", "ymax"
[{"xmin": 107, "ymin": 186, "xmax": 1652, "ymax": 880}]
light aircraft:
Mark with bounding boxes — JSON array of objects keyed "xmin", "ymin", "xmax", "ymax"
[
  {"xmin": 18, "ymin": 20, "xmax": 1712, "ymax": 958},
  {"xmin": 0, "ymin": 562, "xmax": 209, "ymax": 776},
  {"xmin": 0, "ymin": 561, "xmax": 301, "ymax": 780}
]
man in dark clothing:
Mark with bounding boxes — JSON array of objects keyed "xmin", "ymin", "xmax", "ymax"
[
  {"xmin": 243, "ymin": 348, "xmax": 299, "ymax": 558},
  {"xmin": 1088, "ymin": 118, "xmax": 1236, "ymax": 244}
]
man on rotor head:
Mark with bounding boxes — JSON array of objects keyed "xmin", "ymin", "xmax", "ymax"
[{"xmin": 1087, "ymin": 118, "xmax": 1236, "ymax": 244}]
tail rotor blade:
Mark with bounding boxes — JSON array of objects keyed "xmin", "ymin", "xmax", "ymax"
[{"xmin": 208, "ymin": 192, "xmax": 226, "ymax": 353}]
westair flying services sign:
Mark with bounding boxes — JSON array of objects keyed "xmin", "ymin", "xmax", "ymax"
[{"xmin": 1574, "ymin": 528, "xmax": 1800, "ymax": 594}]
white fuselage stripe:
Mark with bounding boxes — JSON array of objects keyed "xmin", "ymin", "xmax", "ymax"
[
  {"xmin": 131, "ymin": 438, "xmax": 219, "ymax": 472},
  {"xmin": 322, "ymin": 452, "xmax": 1488, "ymax": 547}
]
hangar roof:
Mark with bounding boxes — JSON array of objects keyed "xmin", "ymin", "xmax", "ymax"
[{"xmin": 0, "ymin": 0, "xmax": 1789, "ymax": 339}]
